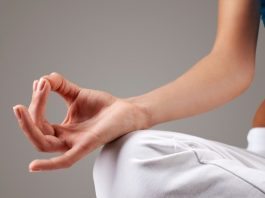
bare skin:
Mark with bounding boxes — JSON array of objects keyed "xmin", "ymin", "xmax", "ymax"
[
  {"xmin": 13, "ymin": 73, "xmax": 150, "ymax": 171},
  {"xmin": 253, "ymin": 99, "xmax": 265, "ymax": 127},
  {"xmin": 13, "ymin": 0, "xmax": 262, "ymax": 172},
  {"xmin": 126, "ymin": 0, "xmax": 261, "ymax": 125}
]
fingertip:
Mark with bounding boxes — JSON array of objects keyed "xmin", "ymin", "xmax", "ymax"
[
  {"xmin": 36, "ymin": 77, "xmax": 50, "ymax": 92},
  {"xmin": 12, "ymin": 104, "xmax": 20, "ymax": 111},
  {"xmin": 29, "ymin": 159, "xmax": 37, "ymax": 168},
  {"xmin": 50, "ymin": 72, "xmax": 60, "ymax": 76},
  {"xmin": 37, "ymin": 78, "xmax": 46, "ymax": 91},
  {"xmin": 13, "ymin": 104, "xmax": 24, "ymax": 109},
  {"xmin": 41, "ymin": 74, "xmax": 50, "ymax": 81},
  {"xmin": 29, "ymin": 160, "xmax": 42, "ymax": 172},
  {"xmin": 42, "ymin": 72, "xmax": 62, "ymax": 92},
  {"xmin": 28, "ymin": 160, "xmax": 35, "ymax": 172},
  {"xmin": 13, "ymin": 104, "xmax": 27, "ymax": 113},
  {"xmin": 43, "ymin": 78, "xmax": 51, "ymax": 91},
  {"xmin": 13, "ymin": 105, "xmax": 22, "ymax": 120},
  {"xmin": 46, "ymin": 72, "xmax": 61, "ymax": 81},
  {"xmin": 17, "ymin": 105, "xmax": 28, "ymax": 113},
  {"xmin": 18, "ymin": 105, "xmax": 33, "ymax": 122}
]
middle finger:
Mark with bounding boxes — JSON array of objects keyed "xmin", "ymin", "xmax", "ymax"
[{"xmin": 29, "ymin": 77, "xmax": 54, "ymax": 135}]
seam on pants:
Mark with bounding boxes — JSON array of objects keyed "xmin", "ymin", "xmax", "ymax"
[
  {"xmin": 171, "ymin": 136, "xmax": 227, "ymax": 159},
  {"xmin": 191, "ymin": 149, "xmax": 265, "ymax": 196}
]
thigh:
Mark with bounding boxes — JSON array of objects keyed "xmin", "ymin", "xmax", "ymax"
[{"xmin": 93, "ymin": 129, "xmax": 265, "ymax": 198}]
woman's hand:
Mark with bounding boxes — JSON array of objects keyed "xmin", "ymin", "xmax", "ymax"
[{"xmin": 13, "ymin": 72, "xmax": 151, "ymax": 172}]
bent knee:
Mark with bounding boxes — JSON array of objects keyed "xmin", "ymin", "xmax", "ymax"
[
  {"xmin": 94, "ymin": 130, "xmax": 179, "ymax": 166},
  {"xmin": 92, "ymin": 130, "xmax": 195, "ymax": 182}
]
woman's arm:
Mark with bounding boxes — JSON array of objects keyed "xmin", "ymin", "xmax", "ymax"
[
  {"xmin": 11, "ymin": 0, "xmax": 262, "ymax": 171},
  {"xmin": 126, "ymin": 0, "xmax": 261, "ymax": 128}
]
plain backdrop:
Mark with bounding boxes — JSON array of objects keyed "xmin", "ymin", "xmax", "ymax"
[{"xmin": 0, "ymin": 0, "xmax": 264, "ymax": 197}]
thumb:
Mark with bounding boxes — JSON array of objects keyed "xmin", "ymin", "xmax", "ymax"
[{"xmin": 43, "ymin": 72, "xmax": 81, "ymax": 105}]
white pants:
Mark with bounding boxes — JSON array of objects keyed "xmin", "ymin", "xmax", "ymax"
[{"xmin": 93, "ymin": 129, "xmax": 265, "ymax": 198}]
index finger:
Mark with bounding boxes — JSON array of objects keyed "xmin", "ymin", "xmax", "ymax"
[{"xmin": 42, "ymin": 72, "xmax": 81, "ymax": 105}]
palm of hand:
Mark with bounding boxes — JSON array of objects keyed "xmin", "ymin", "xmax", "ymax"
[
  {"xmin": 50, "ymin": 88, "xmax": 116, "ymax": 151},
  {"xmin": 52, "ymin": 88, "xmax": 122, "ymax": 152}
]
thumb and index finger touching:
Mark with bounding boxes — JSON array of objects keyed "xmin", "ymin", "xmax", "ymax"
[
  {"xmin": 12, "ymin": 72, "xmax": 77, "ymax": 135},
  {"xmin": 13, "ymin": 72, "xmax": 81, "ymax": 133},
  {"xmin": 12, "ymin": 72, "xmax": 85, "ymax": 171},
  {"xmin": 14, "ymin": 72, "xmax": 81, "ymax": 124},
  {"xmin": 42, "ymin": 72, "xmax": 81, "ymax": 105}
]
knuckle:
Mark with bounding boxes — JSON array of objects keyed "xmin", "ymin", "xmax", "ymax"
[
  {"xmin": 91, "ymin": 132, "xmax": 104, "ymax": 146},
  {"xmin": 79, "ymin": 142, "xmax": 90, "ymax": 152},
  {"xmin": 36, "ymin": 141, "xmax": 50, "ymax": 152},
  {"xmin": 50, "ymin": 72, "xmax": 61, "ymax": 77},
  {"xmin": 36, "ymin": 144, "xmax": 47, "ymax": 152}
]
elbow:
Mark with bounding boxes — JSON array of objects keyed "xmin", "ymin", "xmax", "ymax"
[
  {"xmin": 209, "ymin": 49, "xmax": 255, "ymax": 95},
  {"xmin": 234, "ymin": 60, "xmax": 255, "ymax": 95}
]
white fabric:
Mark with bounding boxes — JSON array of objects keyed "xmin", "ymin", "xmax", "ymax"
[
  {"xmin": 93, "ymin": 129, "xmax": 265, "ymax": 198},
  {"xmin": 247, "ymin": 127, "xmax": 265, "ymax": 158}
]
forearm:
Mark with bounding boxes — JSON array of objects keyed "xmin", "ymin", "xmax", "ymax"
[
  {"xmin": 126, "ymin": 50, "xmax": 254, "ymax": 127},
  {"xmin": 126, "ymin": 0, "xmax": 260, "ymax": 128}
]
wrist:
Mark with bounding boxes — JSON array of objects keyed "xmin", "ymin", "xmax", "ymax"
[{"xmin": 125, "ymin": 95, "xmax": 154, "ymax": 129}]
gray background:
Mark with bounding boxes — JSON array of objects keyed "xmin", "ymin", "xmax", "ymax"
[{"xmin": 0, "ymin": 0, "xmax": 264, "ymax": 197}]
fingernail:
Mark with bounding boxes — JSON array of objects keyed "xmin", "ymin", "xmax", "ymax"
[
  {"xmin": 38, "ymin": 78, "xmax": 46, "ymax": 91},
  {"xmin": 13, "ymin": 106, "xmax": 21, "ymax": 119}
]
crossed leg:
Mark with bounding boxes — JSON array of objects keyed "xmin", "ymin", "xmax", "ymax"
[{"xmin": 93, "ymin": 129, "xmax": 265, "ymax": 198}]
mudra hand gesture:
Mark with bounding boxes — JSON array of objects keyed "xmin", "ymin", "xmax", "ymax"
[{"xmin": 13, "ymin": 72, "xmax": 150, "ymax": 172}]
